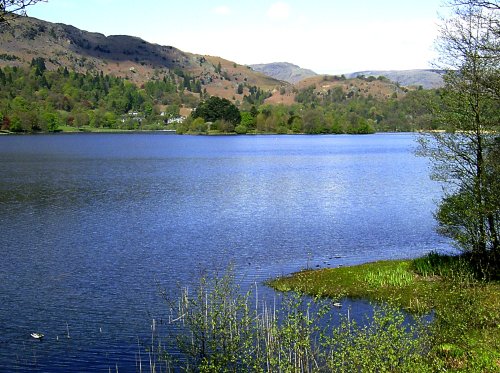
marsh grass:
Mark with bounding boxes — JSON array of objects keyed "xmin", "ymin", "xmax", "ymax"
[
  {"xmin": 411, "ymin": 250, "xmax": 498, "ymax": 282},
  {"xmin": 363, "ymin": 262, "xmax": 415, "ymax": 288},
  {"xmin": 270, "ymin": 253, "xmax": 500, "ymax": 372}
]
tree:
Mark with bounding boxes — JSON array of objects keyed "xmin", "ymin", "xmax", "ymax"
[
  {"xmin": 239, "ymin": 111, "xmax": 256, "ymax": 130},
  {"xmin": 418, "ymin": 0, "xmax": 499, "ymax": 261},
  {"xmin": 192, "ymin": 96, "xmax": 241, "ymax": 125},
  {"xmin": 30, "ymin": 57, "xmax": 46, "ymax": 76},
  {"xmin": 41, "ymin": 110, "xmax": 59, "ymax": 132},
  {"xmin": 189, "ymin": 117, "xmax": 207, "ymax": 133},
  {"xmin": 0, "ymin": 0, "xmax": 46, "ymax": 23}
]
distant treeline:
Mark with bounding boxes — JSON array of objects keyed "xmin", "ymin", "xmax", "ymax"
[
  {"xmin": 0, "ymin": 58, "xmax": 200, "ymax": 132},
  {"xmin": 0, "ymin": 59, "xmax": 444, "ymax": 134}
]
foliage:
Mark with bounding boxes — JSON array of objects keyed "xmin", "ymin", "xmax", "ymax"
[
  {"xmin": 188, "ymin": 117, "xmax": 207, "ymax": 133},
  {"xmin": 0, "ymin": 52, "xmax": 451, "ymax": 135},
  {"xmin": 323, "ymin": 308, "xmax": 431, "ymax": 372},
  {"xmin": 234, "ymin": 124, "xmax": 247, "ymax": 134},
  {"xmin": 242, "ymin": 85, "xmax": 271, "ymax": 106},
  {"xmin": 155, "ymin": 269, "xmax": 431, "ymax": 372},
  {"xmin": 239, "ymin": 111, "xmax": 255, "ymax": 130},
  {"xmin": 192, "ymin": 96, "xmax": 241, "ymax": 125},
  {"xmin": 0, "ymin": 58, "xmax": 462, "ymax": 135},
  {"xmin": 236, "ymin": 87, "xmax": 442, "ymax": 134},
  {"xmin": 270, "ymin": 256, "xmax": 500, "ymax": 371},
  {"xmin": 0, "ymin": 63, "xmax": 191, "ymax": 132},
  {"xmin": 417, "ymin": 0, "xmax": 500, "ymax": 260}
]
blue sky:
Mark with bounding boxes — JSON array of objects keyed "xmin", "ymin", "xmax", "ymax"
[{"xmin": 28, "ymin": 0, "xmax": 444, "ymax": 74}]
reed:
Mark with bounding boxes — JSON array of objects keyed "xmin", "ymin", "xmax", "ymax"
[
  {"xmin": 150, "ymin": 268, "xmax": 430, "ymax": 372},
  {"xmin": 363, "ymin": 262, "xmax": 415, "ymax": 288}
]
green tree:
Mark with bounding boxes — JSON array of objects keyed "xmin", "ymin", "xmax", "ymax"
[
  {"xmin": 215, "ymin": 61, "xmax": 222, "ymax": 74},
  {"xmin": 302, "ymin": 108, "xmax": 325, "ymax": 134},
  {"xmin": 74, "ymin": 111, "xmax": 90, "ymax": 128},
  {"xmin": 290, "ymin": 115, "xmax": 303, "ymax": 133},
  {"xmin": 41, "ymin": 111, "xmax": 59, "ymax": 132},
  {"xmin": 239, "ymin": 111, "xmax": 255, "ymax": 130},
  {"xmin": 250, "ymin": 105, "xmax": 258, "ymax": 118},
  {"xmin": 193, "ymin": 96, "xmax": 241, "ymax": 125},
  {"xmin": 234, "ymin": 124, "xmax": 247, "ymax": 134},
  {"xmin": 189, "ymin": 117, "xmax": 207, "ymax": 133},
  {"xmin": 418, "ymin": 0, "xmax": 500, "ymax": 259},
  {"xmin": 163, "ymin": 104, "xmax": 180, "ymax": 118},
  {"xmin": 0, "ymin": 67, "xmax": 6, "ymax": 85},
  {"xmin": 30, "ymin": 57, "xmax": 46, "ymax": 76}
]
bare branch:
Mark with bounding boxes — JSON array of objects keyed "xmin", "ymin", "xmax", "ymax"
[
  {"xmin": 0, "ymin": 0, "xmax": 47, "ymax": 24},
  {"xmin": 448, "ymin": 0, "xmax": 500, "ymax": 11}
]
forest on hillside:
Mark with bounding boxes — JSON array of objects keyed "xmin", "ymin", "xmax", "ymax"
[{"xmin": 0, "ymin": 58, "xmax": 445, "ymax": 134}]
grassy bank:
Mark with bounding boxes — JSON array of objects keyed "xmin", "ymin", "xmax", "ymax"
[{"xmin": 268, "ymin": 253, "xmax": 500, "ymax": 371}]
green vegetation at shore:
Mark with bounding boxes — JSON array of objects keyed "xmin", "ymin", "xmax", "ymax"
[
  {"xmin": 147, "ymin": 253, "xmax": 499, "ymax": 372},
  {"xmin": 269, "ymin": 253, "xmax": 500, "ymax": 371},
  {"xmin": 153, "ymin": 267, "xmax": 434, "ymax": 372}
]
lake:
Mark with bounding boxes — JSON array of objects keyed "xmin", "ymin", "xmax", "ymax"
[{"xmin": 0, "ymin": 133, "xmax": 450, "ymax": 371}]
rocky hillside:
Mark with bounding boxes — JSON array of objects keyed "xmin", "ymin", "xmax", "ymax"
[
  {"xmin": 250, "ymin": 62, "xmax": 317, "ymax": 84},
  {"xmin": 0, "ymin": 16, "xmax": 442, "ymax": 111},
  {"xmin": 0, "ymin": 16, "xmax": 285, "ymax": 101}
]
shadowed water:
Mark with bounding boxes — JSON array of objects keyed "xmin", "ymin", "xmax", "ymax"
[{"xmin": 0, "ymin": 133, "xmax": 449, "ymax": 371}]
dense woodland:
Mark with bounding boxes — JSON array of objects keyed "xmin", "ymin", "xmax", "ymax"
[{"xmin": 0, "ymin": 57, "xmax": 446, "ymax": 135}]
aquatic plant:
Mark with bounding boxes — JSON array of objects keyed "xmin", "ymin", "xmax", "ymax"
[{"xmin": 150, "ymin": 269, "xmax": 430, "ymax": 372}]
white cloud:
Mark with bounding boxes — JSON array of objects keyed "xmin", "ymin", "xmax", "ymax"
[
  {"xmin": 266, "ymin": 2, "xmax": 290, "ymax": 20},
  {"xmin": 213, "ymin": 5, "xmax": 231, "ymax": 16}
]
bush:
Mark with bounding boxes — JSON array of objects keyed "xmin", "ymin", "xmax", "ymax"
[
  {"xmin": 189, "ymin": 117, "xmax": 207, "ymax": 133},
  {"xmin": 234, "ymin": 124, "xmax": 247, "ymax": 134},
  {"xmin": 154, "ymin": 270, "xmax": 431, "ymax": 371}
]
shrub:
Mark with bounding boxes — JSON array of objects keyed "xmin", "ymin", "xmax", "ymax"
[
  {"xmin": 234, "ymin": 124, "xmax": 247, "ymax": 134},
  {"xmin": 154, "ymin": 270, "xmax": 431, "ymax": 371}
]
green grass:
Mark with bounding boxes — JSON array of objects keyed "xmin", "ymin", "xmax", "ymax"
[
  {"xmin": 269, "ymin": 260, "xmax": 433, "ymax": 312},
  {"xmin": 56, "ymin": 125, "xmax": 81, "ymax": 132},
  {"xmin": 268, "ymin": 254, "xmax": 500, "ymax": 372}
]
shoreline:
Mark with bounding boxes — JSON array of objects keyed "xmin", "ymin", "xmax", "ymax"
[
  {"xmin": 268, "ymin": 255, "xmax": 500, "ymax": 370},
  {"xmin": 0, "ymin": 128, "xmax": 419, "ymax": 136}
]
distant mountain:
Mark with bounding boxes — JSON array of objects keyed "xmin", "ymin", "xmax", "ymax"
[
  {"xmin": 0, "ymin": 16, "xmax": 284, "ymax": 101},
  {"xmin": 250, "ymin": 63, "xmax": 444, "ymax": 89},
  {"xmin": 345, "ymin": 70, "xmax": 445, "ymax": 89},
  {"xmin": 250, "ymin": 62, "xmax": 317, "ymax": 84}
]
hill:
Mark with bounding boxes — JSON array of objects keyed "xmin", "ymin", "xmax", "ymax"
[
  {"xmin": 345, "ymin": 70, "xmax": 444, "ymax": 89},
  {"xmin": 0, "ymin": 17, "xmax": 444, "ymax": 105},
  {"xmin": 295, "ymin": 74, "xmax": 406, "ymax": 100},
  {"xmin": 0, "ymin": 16, "xmax": 443, "ymax": 136},
  {"xmin": 0, "ymin": 16, "xmax": 285, "ymax": 102},
  {"xmin": 250, "ymin": 62, "xmax": 317, "ymax": 84},
  {"xmin": 263, "ymin": 73, "xmax": 409, "ymax": 106}
]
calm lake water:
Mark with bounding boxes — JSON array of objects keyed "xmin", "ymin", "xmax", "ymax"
[{"xmin": 0, "ymin": 133, "xmax": 450, "ymax": 371}]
